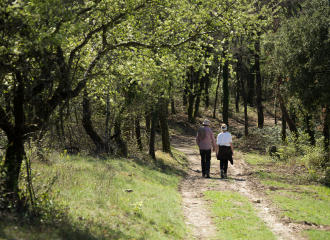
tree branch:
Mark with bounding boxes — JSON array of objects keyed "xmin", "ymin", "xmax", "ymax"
[
  {"xmin": 51, "ymin": 0, "xmax": 102, "ymax": 37},
  {"xmin": 68, "ymin": 3, "xmax": 147, "ymax": 70}
]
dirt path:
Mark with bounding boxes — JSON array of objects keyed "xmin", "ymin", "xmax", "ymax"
[{"xmin": 172, "ymin": 134, "xmax": 303, "ymax": 240}]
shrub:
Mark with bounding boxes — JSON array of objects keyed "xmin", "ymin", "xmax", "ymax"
[{"xmin": 245, "ymin": 126, "xmax": 330, "ymax": 185}]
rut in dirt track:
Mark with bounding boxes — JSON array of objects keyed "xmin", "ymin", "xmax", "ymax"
[{"xmin": 171, "ymin": 134, "xmax": 303, "ymax": 240}]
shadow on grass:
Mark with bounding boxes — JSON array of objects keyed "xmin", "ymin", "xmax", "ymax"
[
  {"xmin": 133, "ymin": 154, "xmax": 188, "ymax": 178},
  {"xmin": 0, "ymin": 211, "xmax": 132, "ymax": 240},
  {"xmin": 168, "ymin": 119, "xmax": 197, "ymax": 137}
]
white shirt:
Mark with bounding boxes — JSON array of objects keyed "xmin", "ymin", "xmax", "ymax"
[{"xmin": 217, "ymin": 132, "xmax": 232, "ymax": 146}]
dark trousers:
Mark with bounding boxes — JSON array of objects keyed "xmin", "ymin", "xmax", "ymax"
[
  {"xmin": 220, "ymin": 160, "xmax": 228, "ymax": 173},
  {"xmin": 200, "ymin": 149, "xmax": 211, "ymax": 174}
]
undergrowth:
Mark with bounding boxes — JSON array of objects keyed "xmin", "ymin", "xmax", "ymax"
[{"xmin": 237, "ymin": 126, "xmax": 330, "ymax": 186}]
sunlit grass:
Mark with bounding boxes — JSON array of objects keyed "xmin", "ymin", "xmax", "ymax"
[
  {"xmin": 204, "ymin": 191, "xmax": 276, "ymax": 240},
  {"xmin": 244, "ymin": 153, "xmax": 273, "ymax": 165},
  {"xmin": 262, "ymin": 180, "xmax": 330, "ymax": 226},
  {"xmin": 1, "ymin": 149, "xmax": 188, "ymax": 240},
  {"xmin": 304, "ymin": 229, "xmax": 330, "ymax": 240}
]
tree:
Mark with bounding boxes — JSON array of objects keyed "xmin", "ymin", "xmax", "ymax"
[
  {"xmin": 268, "ymin": 0, "xmax": 330, "ymax": 147},
  {"xmin": 1, "ymin": 0, "xmax": 236, "ymax": 203}
]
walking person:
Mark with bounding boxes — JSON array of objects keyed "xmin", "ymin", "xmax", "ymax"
[
  {"xmin": 196, "ymin": 119, "xmax": 217, "ymax": 178},
  {"xmin": 216, "ymin": 124, "xmax": 234, "ymax": 178}
]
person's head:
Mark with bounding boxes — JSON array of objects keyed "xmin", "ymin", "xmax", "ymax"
[
  {"xmin": 221, "ymin": 124, "xmax": 227, "ymax": 132},
  {"xmin": 202, "ymin": 119, "xmax": 210, "ymax": 126}
]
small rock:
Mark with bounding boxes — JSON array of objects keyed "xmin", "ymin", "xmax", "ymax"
[
  {"xmin": 253, "ymin": 199, "xmax": 261, "ymax": 203},
  {"xmin": 125, "ymin": 189, "xmax": 133, "ymax": 192}
]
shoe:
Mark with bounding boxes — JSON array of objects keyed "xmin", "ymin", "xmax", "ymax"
[
  {"xmin": 224, "ymin": 173, "xmax": 227, "ymax": 178},
  {"xmin": 206, "ymin": 173, "xmax": 210, "ymax": 178},
  {"xmin": 221, "ymin": 169, "xmax": 224, "ymax": 179},
  {"xmin": 202, "ymin": 173, "xmax": 205, "ymax": 177}
]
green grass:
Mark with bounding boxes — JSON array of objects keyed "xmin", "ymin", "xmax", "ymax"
[
  {"xmin": 257, "ymin": 171, "xmax": 283, "ymax": 182},
  {"xmin": 0, "ymin": 149, "xmax": 188, "ymax": 240},
  {"xmin": 204, "ymin": 191, "xmax": 276, "ymax": 240},
  {"xmin": 247, "ymin": 151, "xmax": 330, "ymax": 239},
  {"xmin": 244, "ymin": 153, "xmax": 272, "ymax": 166},
  {"xmin": 261, "ymin": 180, "xmax": 294, "ymax": 189},
  {"xmin": 304, "ymin": 229, "xmax": 330, "ymax": 240},
  {"xmin": 263, "ymin": 182, "xmax": 330, "ymax": 226}
]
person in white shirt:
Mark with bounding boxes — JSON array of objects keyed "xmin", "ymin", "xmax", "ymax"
[{"xmin": 216, "ymin": 124, "xmax": 234, "ymax": 178}]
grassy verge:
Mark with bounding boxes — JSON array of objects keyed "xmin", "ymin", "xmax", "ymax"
[
  {"xmin": 204, "ymin": 191, "xmax": 276, "ymax": 240},
  {"xmin": 0, "ymin": 149, "xmax": 188, "ymax": 240},
  {"xmin": 304, "ymin": 229, "xmax": 330, "ymax": 239},
  {"xmin": 244, "ymin": 152, "xmax": 330, "ymax": 240}
]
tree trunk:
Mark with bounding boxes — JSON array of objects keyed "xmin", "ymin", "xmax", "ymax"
[
  {"xmin": 305, "ymin": 114, "xmax": 315, "ymax": 145},
  {"xmin": 203, "ymin": 71, "xmax": 210, "ymax": 108},
  {"xmin": 274, "ymin": 94, "xmax": 277, "ymax": 125},
  {"xmin": 281, "ymin": 114, "xmax": 287, "ymax": 142},
  {"xmin": 183, "ymin": 75, "xmax": 188, "ymax": 106},
  {"xmin": 238, "ymin": 58, "xmax": 249, "ymax": 137},
  {"xmin": 145, "ymin": 111, "xmax": 151, "ymax": 136},
  {"xmin": 82, "ymin": 89, "xmax": 108, "ymax": 153},
  {"xmin": 247, "ymin": 64, "xmax": 255, "ymax": 106},
  {"xmin": 278, "ymin": 93, "xmax": 298, "ymax": 136},
  {"xmin": 3, "ymin": 138, "xmax": 25, "ymax": 204},
  {"xmin": 255, "ymin": 35, "xmax": 264, "ymax": 128},
  {"xmin": 159, "ymin": 100, "xmax": 171, "ymax": 153},
  {"xmin": 149, "ymin": 107, "xmax": 158, "ymax": 159},
  {"xmin": 114, "ymin": 114, "xmax": 127, "ymax": 157},
  {"xmin": 169, "ymin": 81, "xmax": 176, "ymax": 115},
  {"xmin": 222, "ymin": 60, "xmax": 229, "ymax": 125},
  {"xmin": 105, "ymin": 88, "xmax": 111, "ymax": 153},
  {"xmin": 243, "ymin": 95, "xmax": 248, "ymax": 137},
  {"xmin": 235, "ymin": 71, "xmax": 240, "ymax": 113},
  {"xmin": 213, "ymin": 61, "xmax": 222, "ymax": 119},
  {"xmin": 277, "ymin": 77, "xmax": 298, "ymax": 135},
  {"xmin": 2, "ymin": 73, "xmax": 25, "ymax": 202},
  {"xmin": 187, "ymin": 66, "xmax": 196, "ymax": 122},
  {"xmin": 59, "ymin": 104, "xmax": 66, "ymax": 146},
  {"xmin": 171, "ymin": 98, "xmax": 176, "ymax": 114},
  {"xmin": 193, "ymin": 71, "xmax": 204, "ymax": 120},
  {"xmin": 290, "ymin": 106, "xmax": 296, "ymax": 124},
  {"xmin": 203, "ymin": 47, "xmax": 211, "ymax": 108},
  {"xmin": 135, "ymin": 118, "xmax": 143, "ymax": 151}
]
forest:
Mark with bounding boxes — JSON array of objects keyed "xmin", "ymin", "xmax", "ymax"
[{"xmin": 1, "ymin": 0, "xmax": 330, "ymax": 239}]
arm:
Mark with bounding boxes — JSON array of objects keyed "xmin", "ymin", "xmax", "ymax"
[
  {"xmin": 211, "ymin": 132, "xmax": 217, "ymax": 153},
  {"xmin": 230, "ymin": 142, "xmax": 234, "ymax": 155},
  {"xmin": 196, "ymin": 133, "xmax": 200, "ymax": 148}
]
